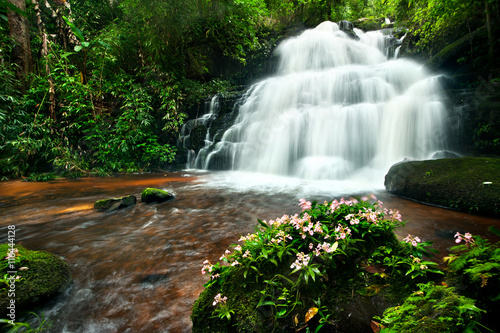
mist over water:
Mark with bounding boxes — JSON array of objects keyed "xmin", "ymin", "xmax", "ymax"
[{"xmin": 202, "ymin": 21, "xmax": 450, "ymax": 192}]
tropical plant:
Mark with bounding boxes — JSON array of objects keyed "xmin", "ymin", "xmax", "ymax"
[{"xmin": 377, "ymin": 282, "xmax": 485, "ymax": 332}]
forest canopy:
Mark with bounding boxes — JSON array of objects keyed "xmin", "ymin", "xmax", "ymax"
[{"xmin": 0, "ymin": 0, "xmax": 498, "ymax": 179}]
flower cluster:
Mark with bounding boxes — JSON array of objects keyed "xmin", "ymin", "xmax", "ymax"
[
  {"xmin": 344, "ymin": 214, "xmax": 360, "ymax": 225},
  {"xmin": 201, "ymin": 260, "xmax": 214, "ymax": 275},
  {"xmin": 239, "ymin": 233, "xmax": 258, "ymax": 243},
  {"xmin": 329, "ymin": 197, "xmax": 357, "ymax": 213},
  {"xmin": 290, "ymin": 252, "xmax": 311, "ymax": 270},
  {"xmin": 219, "ymin": 249, "xmax": 231, "ymax": 261},
  {"xmin": 200, "ymin": 197, "xmax": 405, "ymax": 285},
  {"xmin": 454, "ymin": 232, "xmax": 474, "ymax": 245},
  {"xmin": 334, "ymin": 224, "xmax": 351, "ymax": 240},
  {"xmin": 313, "ymin": 242, "xmax": 338, "ymax": 255},
  {"xmin": 299, "ymin": 199, "xmax": 312, "ymax": 211},
  {"xmin": 403, "ymin": 234, "xmax": 421, "ymax": 247},
  {"xmin": 213, "ymin": 293, "xmax": 227, "ymax": 306}
]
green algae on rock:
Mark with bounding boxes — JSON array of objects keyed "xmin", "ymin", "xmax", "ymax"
[
  {"xmin": 141, "ymin": 188, "xmax": 175, "ymax": 203},
  {"xmin": 0, "ymin": 244, "xmax": 71, "ymax": 318},
  {"xmin": 94, "ymin": 195, "xmax": 137, "ymax": 211},
  {"xmin": 385, "ymin": 157, "xmax": 500, "ymax": 216}
]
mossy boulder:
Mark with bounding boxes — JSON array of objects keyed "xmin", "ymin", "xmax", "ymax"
[
  {"xmin": 141, "ymin": 188, "xmax": 175, "ymax": 203},
  {"xmin": 0, "ymin": 244, "xmax": 71, "ymax": 318},
  {"xmin": 94, "ymin": 195, "xmax": 137, "ymax": 211},
  {"xmin": 353, "ymin": 17, "xmax": 384, "ymax": 31},
  {"xmin": 385, "ymin": 157, "xmax": 500, "ymax": 216}
]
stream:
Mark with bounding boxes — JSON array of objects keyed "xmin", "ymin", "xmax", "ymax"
[{"xmin": 0, "ymin": 171, "xmax": 499, "ymax": 332}]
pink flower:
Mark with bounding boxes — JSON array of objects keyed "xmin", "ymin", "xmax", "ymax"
[
  {"xmin": 290, "ymin": 252, "xmax": 311, "ymax": 270},
  {"xmin": 201, "ymin": 260, "xmax": 214, "ymax": 275},
  {"xmin": 213, "ymin": 293, "xmax": 227, "ymax": 306},
  {"xmin": 403, "ymin": 234, "xmax": 421, "ymax": 247},
  {"xmin": 299, "ymin": 198, "xmax": 312, "ymax": 211}
]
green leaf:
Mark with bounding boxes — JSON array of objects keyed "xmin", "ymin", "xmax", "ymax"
[
  {"xmin": 257, "ymin": 219, "xmax": 269, "ymax": 229},
  {"xmin": 1, "ymin": 0, "xmax": 27, "ymax": 18},
  {"xmin": 74, "ymin": 45, "xmax": 83, "ymax": 52},
  {"xmin": 257, "ymin": 300, "xmax": 275, "ymax": 307},
  {"xmin": 250, "ymin": 265, "xmax": 261, "ymax": 275},
  {"xmin": 62, "ymin": 16, "xmax": 85, "ymax": 42}
]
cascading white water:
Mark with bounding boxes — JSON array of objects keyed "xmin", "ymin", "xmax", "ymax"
[
  {"xmin": 203, "ymin": 21, "xmax": 450, "ymax": 190},
  {"xmin": 179, "ymin": 96, "xmax": 220, "ymax": 169}
]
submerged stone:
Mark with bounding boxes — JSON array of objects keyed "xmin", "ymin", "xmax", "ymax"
[
  {"xmin": 141, "ymin": 188, "xmax": 175, "ymax": 203},
  {"xmin": 94, "ymin": 195, "xmax": 137, "ymax": 211}
]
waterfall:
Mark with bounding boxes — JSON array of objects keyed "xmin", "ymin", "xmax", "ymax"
[
  {"xmin": 178, "ymin": 95, "xmax": 220, "ymax": 169},
  {"xmin": 200, "ymin": 21, "xmax": 451, "ymax": 189}
]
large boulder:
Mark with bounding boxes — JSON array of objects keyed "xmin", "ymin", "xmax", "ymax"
[
  {"xmin": 141, "ymin": 188, "xmax": 175, "ymax": 203},
  {"xmin": 0, "ymin": 244, "xmax": 71, "ymax": 319},
  {"xmin": 94, "ymin": 195, "xmax": 137, "ymax": 211},
  {"xmin": 385, "ymin": 157, "xmax": 500, "ymax": 216}
]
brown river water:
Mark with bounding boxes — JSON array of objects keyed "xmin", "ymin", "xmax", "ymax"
[{"xmin": 0, "ymin": 171, "xmax": 499, "ymax": 332}]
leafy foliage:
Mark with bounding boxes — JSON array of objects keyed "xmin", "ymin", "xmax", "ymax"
[{"xmin": 378, "ymin": 282, "xmax": 484, "ymax": 332}]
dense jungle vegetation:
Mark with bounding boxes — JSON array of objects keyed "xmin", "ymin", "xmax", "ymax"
[{"xmin": 0, "ymin": 0, "xmax": 499, "ymax": 179}]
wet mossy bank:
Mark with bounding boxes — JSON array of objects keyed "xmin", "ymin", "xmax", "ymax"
[
  {"xmin": 385, "ymin": 157, "xmax": 500, "ymax": 216},
  {"xmin": 0, "ymin": 244, "xmax": 71, "ymax": 319}
]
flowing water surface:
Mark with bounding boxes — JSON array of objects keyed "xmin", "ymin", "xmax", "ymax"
[{"xmin": 0, "ymin": 172, "xmax": 499, "ymax": 332}]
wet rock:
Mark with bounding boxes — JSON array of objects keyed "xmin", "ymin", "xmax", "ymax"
[
  {"xmin": 94, "ymin": 195, "xmax": 137, "ymax": 211},
  {"xmin": 353, "ymin": 17, "xmax": 385, "ymax": 31},
  {"xmin": 141, "ymin": 188, "xmax": 175, "ymax": 203},
  {"xmin": 385, "ymin": 157, "xmax": 500, "ymax": 216},
  {"xmin": 339, "ymin": 20, "xmax": 359, "ymax": 40},
  {"xmin": 0, "ymin": 244, "xmax": 71, "ymax": 317}
]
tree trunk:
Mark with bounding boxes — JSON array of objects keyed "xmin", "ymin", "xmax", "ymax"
[
  {"xmin": 7, "ymin": 0, "xmax": 33, "ymax": 91},
  {"xmin": 32, "ymin": 0, "xmax": 56, "ymax": 120}
]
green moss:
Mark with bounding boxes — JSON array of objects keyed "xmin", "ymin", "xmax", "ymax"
[
  {"xmin": 0, "ymin": 244, "xmax": 71, "ymax": 318},
  {"xmin": 141, "ymin": 188, "xmax": 174, "ymax": 203},
  {"xmin": 94, "ymin": 195, "xmax": 137, "ymax": 211},
  {"xmin": 353, "ymin": 17, "xmax": 384, "ymax": 31},
  {"xmin": 385, "ymin": 157, "xmax": 500, "ymax": 216},
  {"xmin": 379, "ymin": 283, "xmax": 484, "ymax": 332}
]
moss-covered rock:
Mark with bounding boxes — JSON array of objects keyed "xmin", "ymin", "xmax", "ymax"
[
  {"xmin": 353, "ymin": 17, "xmax": 384, "ymax": 31},
  {"xmin": 141, "ymin": 188, "xmax": 175, "ymax": 203},
  {"xmin": 385, "ymin": 157, "xmax": 500, "ymax": 216},
  {"xmin": 94, "ymin": 195, "xmax": 137, "ymax": 211},
  {"xmin": 0, "ymin": 244, "xmax": 71, "ymax": 319}
]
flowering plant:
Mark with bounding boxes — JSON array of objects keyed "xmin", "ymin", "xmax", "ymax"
[{"xmin": 194, "ymin": 195, "xmax": 433, "ymax": 330}]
